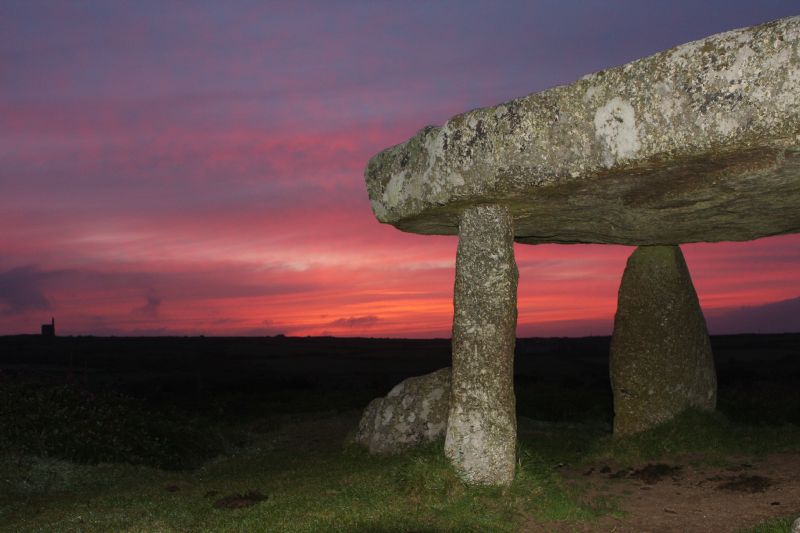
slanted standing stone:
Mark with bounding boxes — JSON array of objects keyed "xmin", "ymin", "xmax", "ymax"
[
  {"xmin": 445, "ymin": 205, "xmax": 518, "ymax": 485},
  {"xmin": 355, "ymin": 368, "xmax": 450, "ymax": 454},
  {"xmin": 610, "ymin": 246, "xmax": 717, "ymax": 436}
]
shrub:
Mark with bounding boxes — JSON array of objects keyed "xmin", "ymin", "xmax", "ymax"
[{"xmin": 0, "ymin": 380, "xmax": 223, "ymax": 469}]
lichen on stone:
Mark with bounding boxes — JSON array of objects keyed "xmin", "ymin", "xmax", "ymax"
[
  {"xmin": 593, "ymin": 97, "xmax": 642, "ymax": 166},
  {"xmin": 355, "ymin": 368, "xmax": 451, "ymax": 455}
]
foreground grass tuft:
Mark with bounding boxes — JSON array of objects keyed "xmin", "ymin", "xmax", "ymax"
[
  {"xmin": 590, "ymin": 408, "xmax": 800, "ymax": 464},
  {"xmin": 0, "ymin": 409, "xmax": 612, "ymax": 532},
  {"xmin": 739, "ymin": 513, "xmax": 800, "ymax": 533}
]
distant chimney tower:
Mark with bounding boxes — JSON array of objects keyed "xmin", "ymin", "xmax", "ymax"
[{"xmin": 41, "ymin": 317, "xmax": 55, "ymax": 337}]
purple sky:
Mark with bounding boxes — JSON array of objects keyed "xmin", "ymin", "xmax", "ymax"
[{"xmin": 2, "ymin": 1, "xmax": 799, "ymax": 337}]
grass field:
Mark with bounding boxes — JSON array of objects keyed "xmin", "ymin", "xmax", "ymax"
[{"xmin": 1, "ymin": 335, "xmax": 798, "ymax": 532}]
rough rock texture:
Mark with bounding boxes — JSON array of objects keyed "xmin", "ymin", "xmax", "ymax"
[
  {"xmin": 445, "ymin": 205, "xmax": 518, "ymax": 485},
  {"xmin": 365, "ymin": 16, "xmax": 800, "ymax": 245},
  {"xmin": 355, "ymin": 368, "xmax": 450, "ymax": 454},
  {"xmin": 610, "ymin": 246, "xmax": 717, "ymax": 436}
]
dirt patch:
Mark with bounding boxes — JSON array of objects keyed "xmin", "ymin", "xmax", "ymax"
[
  {"xmin": 212, "ymin": 490, "xmax": 268, "ymax": 509},
  {"xmin": 605, "ymin": 463, "xmax": 682, "ymax": 484},
  {"xmin": 533, "ymin": 452, "xmax": 800, "ymax": 532},
  {"xmin": 716, "ymin": 474, "xmax": 772, "ymax": 493},
  {"xmin": 630, "ymin": 463, "xmax": 682, "ymax": 484}
]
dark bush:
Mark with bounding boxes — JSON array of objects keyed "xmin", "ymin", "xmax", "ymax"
[{"xmin": 0, "ymin": 380, "xmax": 224, "ymax": 469}]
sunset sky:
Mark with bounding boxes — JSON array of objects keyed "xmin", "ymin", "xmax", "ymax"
[{"xmin": 2, "ymin": 1, "xmax": 799, "ymax": 337}]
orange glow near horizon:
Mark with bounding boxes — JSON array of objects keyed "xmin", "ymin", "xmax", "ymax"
[{"xmin": 3, "ymin": 232, "xmax": 798, "ymax": 338}]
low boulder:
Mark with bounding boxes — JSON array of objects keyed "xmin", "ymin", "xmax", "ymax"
[{"xmin": 355, "ymin": 367, "xmax": 450, "ymax": 454}]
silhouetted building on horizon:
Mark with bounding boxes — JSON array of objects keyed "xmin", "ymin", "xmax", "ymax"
[{"xmin": 41, "ymin": 317, "xmax": 55, "ymax": 337}]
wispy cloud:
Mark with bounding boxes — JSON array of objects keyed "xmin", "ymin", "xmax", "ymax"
[
  {"xmin": 325, "ymin": 315, "xmax": 381, "ymax": 329},
  {"xmin": 133, "ymin": 289, "xmax": 161, "ymax": 318}
]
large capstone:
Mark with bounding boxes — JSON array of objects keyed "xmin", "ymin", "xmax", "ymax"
[
  {"xmin": 355, "ymin": 368, "xmax": 450, "ymax": 454},
  {"xmin": 610, "ymin": 246, "xmax": 717, "ymax": 436},
  {"xmin": 445, "ymin": 205, "xmax": 518, "ymax": 486},
  {"xmin": 365, "ymin": 16, "xmax": 800, "ymax": 245}
]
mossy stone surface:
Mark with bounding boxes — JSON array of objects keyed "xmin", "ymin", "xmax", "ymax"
[
  {"xmin": 610, "ymin": 246, "xmax": 717, "ymax": 436},
  {"xmin": 445, "ymin": 205, "xmax": 518, "ymax": 485}
]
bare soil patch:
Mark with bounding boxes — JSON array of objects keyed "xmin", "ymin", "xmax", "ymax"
[
  {"xmin": 604, "ymin": 463, "xmax": 683, "ymax": 484},
  {"xmin": 716, "ymin": 474, "xmax": 773, "ymax": 494},
  {"xmin": 212, "ymin": 490, "xmax": 268, "ymax": 509},
  {"xmin": 530, "ymin": 453, "xmax": 800, "ymax": 532}
]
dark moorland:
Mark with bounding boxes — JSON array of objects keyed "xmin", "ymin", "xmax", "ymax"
[
  {"xmin": 3, "ymin": 334, "xmax": 799, "ymax": 427},
  {"xmin": 1, "ymin": 334, "xmax": 799, "ymax": 532}
]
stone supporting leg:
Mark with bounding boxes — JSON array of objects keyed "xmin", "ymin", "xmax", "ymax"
[
  {"xmin": 444, "ymin": 204, "xmax": 518, "ymax": 485},
  {"xmin": 610, "ymin": 245, "xmax": 717, "ymax": 437}
]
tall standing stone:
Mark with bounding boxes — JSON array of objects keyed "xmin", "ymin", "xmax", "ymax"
[
  {"xmin": 610, "ymin": 245, "xmax": 717, "ymax": 436},
  {"xmin": 445, "ymin": 204, "xmax": 518, "ymax": 485}
]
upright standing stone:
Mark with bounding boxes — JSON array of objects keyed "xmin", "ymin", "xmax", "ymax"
[
  {"xmin": 610, "ymin": 245, "xmax": 717, "ymax": 436},
  {"xmin": 445, "ymin": 204, "xmax": 518, "ymax": 485}
]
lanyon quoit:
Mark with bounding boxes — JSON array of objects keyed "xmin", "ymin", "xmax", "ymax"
[{"xmin": 361, "ymin": 16, "xmax": 800, "ymax": 486}]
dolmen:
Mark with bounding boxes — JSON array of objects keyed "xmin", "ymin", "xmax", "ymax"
[{"xmin": 360, "ymin": 16, "xmax": 800, "ymax": 485}]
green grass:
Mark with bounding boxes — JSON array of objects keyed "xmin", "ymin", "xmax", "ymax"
[
  {"xmin": 739, "ymin": 514, "xmax": 799, "ymax": 533},
  {"xmin": 0, "ymin": 377, "xmax": 609, "ymax": 532},
  {"xmin": 1, "ymin": 378, "xmax": 799, "ymax": 532},
  {"xmin": 0, "ymin": 418, "xmax": 601, "ymax": 532}
]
